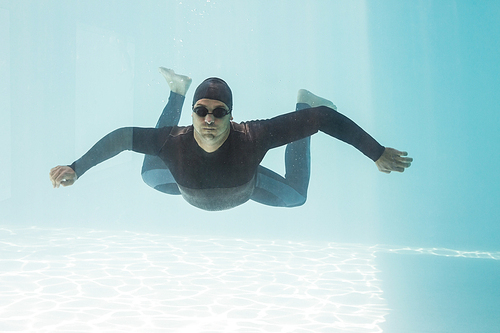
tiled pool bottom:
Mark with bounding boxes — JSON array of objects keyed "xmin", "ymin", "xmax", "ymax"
[{"xmin": 0, "ymin": 227, "xmax": 498, "ymax": 333}]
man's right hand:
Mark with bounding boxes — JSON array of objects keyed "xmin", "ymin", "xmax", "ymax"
[{"xmin": 50, "ymin": 166, "xmax": 78, "ymax": 188}]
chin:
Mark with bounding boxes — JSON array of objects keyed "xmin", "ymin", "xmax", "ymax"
[{"xmin": 203, "ymin": 134, "xmax": 216, "ymax": 140}]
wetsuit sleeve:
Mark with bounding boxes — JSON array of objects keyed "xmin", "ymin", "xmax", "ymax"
[
  {"xmin": 69, "ymin": 127, "xmax": 170, "ymax": 178},
  {"xmin": 252, "ymin": 106, "xmax": 385, "ymax": 161}
]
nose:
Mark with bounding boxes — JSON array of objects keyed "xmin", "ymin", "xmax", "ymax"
[{"xmin": 205, "ymin": 113, "xmax": 215, "ymax": 124}]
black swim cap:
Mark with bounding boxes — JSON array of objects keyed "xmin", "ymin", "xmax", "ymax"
[{"xmin": 192, "ymin": 77, "xmax": 233, "ymax": 111}]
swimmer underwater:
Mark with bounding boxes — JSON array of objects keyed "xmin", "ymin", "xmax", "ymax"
[{"xmin": 49, "ymin": 68, "xmax": 412, "ymax": 211}]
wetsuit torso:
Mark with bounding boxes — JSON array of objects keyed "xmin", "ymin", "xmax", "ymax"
[{"xmin": 70, "ymin": 106, "xmax": 385, "ymax": 210}]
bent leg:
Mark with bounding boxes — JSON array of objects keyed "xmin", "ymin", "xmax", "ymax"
[
  {"xmin": 141, "ymin": 68, "xmax": 192, "ymax": 195},
  {"xmin": 251, "ymin": 138, "xmax": 310, "ymax": 207},
  {"xmin": 251, "ymin": 90, "xmax": 336, "ymax": 207},
  {"xmin": 141, "ymin": 91, "xmax": 184, "ymax": 195}
]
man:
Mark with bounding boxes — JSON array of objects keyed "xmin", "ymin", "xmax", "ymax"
[{"xmin": 50, "ymin": 68, "xmax": 412, "ymax": 211}]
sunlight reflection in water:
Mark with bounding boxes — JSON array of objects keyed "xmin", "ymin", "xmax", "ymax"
[{"xmin": 0, "ymin": 226, "xmax": 498, "ymax": 332}]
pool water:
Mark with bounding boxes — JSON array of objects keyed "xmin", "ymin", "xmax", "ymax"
[{"xmin": 1, "ymin": 1, "xmax": 499, "ymax": 331}]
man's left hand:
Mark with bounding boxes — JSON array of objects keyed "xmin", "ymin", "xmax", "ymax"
[{"xmin": 375, "ymin": 148, "xmax": 413, "ymax": 174}]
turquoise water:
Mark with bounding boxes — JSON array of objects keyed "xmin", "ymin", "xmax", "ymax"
[{"xmin": 1, "ymin": 1, "xmax": 499, "ymax": 332}]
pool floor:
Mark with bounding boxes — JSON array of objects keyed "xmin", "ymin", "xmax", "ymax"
[{"xmin": 0, "ymin": 227, "xmax": 498, "ymax": 332}]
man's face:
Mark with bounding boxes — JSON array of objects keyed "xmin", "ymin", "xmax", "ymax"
[{"xmin": 192, "ymin": 98, "xmax": 233, "ymax": 144}]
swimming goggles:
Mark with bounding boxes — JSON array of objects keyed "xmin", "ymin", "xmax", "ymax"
[{"xmin": 193, "ymin": 106, "xmax": 231, "ymax": 118}]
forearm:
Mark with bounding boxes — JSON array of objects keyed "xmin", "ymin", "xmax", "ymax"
[
  {"xmin": 69, "ymin": 127, "xmax": 134, "ymax": 178},
  {"xmin": 315, "ymin": 106, "xmax": 385, "ymax": 161}
]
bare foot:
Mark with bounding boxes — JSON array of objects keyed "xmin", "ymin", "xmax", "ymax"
[
  {"xmin": 297, "ymin": 89, "xmax": 337, "ymax": 110},
  {"xmin": 159, "ymin": 67, "xmax": 192, "ymax": 96}
]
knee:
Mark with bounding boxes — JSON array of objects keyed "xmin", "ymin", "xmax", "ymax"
[
  {"xmin": 285, "ymin": 195, "xmax": 307, "ymax": 208},
  {"xmin": 141, "ymin": 171, "xmax": 158, "ymax": 189},
  {"xmin": 154, "ymin": 183, "xmax": 181, "ymax": 195},
  {"xmin": 141, "ymin": 170, "xmax": 180, "ymax": 195}
]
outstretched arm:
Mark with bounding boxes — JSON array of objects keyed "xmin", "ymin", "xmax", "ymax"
[
  {"xmin": 260, "ymin": 106, "xmax": 386, "ymax": 161},
  {"xmin": 375, "ymin": 147, "xmax": 412, "ymax": 173},
  {"xmin": 256, "ymin": 106, "xmax": 413, "ymax": 173},
  {"xmin": 49, "ymin": 127, "xmax": 169, "ymax": 188}
]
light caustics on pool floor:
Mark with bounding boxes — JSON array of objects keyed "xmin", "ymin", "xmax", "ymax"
[{"xmin": 0, "ymin": 227, "xmax": 498, "ymax": 333}]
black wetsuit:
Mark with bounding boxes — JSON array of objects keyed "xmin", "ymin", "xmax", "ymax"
[{"xmin": 70, "ymin": 103, "xmax": 385, "ymax": 211}]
